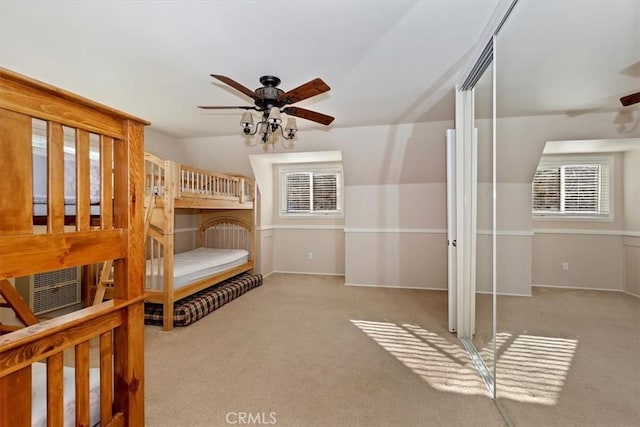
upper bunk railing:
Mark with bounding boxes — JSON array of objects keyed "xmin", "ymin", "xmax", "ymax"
[
  {"xmin": 0, "ymin": 66, "xmax": 148, "ymax": 425},
  {"xmin": 144, "ymin": 152, "xmax": 255, "ymax": 205},
  {"xmin": 0, "ymin": 68, "xmax": 148, "ymax": 279}
]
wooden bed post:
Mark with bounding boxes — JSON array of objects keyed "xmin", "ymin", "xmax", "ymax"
[
  {"xmin": 161, "ymin": 161, "xmax": 176, "ymax": 331},
  {"xmin": 112, "ymin": 120, "xmax": 146, "ymax": 425}
]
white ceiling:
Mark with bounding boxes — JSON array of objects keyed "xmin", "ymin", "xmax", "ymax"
[{"xmin": 1, "ymin": 1, "xmax": 638, "ymax": 139}]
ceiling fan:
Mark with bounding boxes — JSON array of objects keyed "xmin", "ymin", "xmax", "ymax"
[
  {"xmin": 620, "ymin": 91, "xmax": 640, "ymax": 106},
  {"xmin": 199, "ymin": 74, "xmax": 335, "ymax": 126}
]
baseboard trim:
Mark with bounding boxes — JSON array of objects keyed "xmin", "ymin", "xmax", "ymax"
[
  {"xmin": 344, "ymin": 228, "xmax": 446, "ymax": 234},
  {"xmin": 622, "ymin": 290, "xmax": 640, "ymax": 299},
  {"xmin": 532, "ymin": 284, "xmax": 624, "ymax": 293},
  {"xmin": 261, "ymin": 271, "xmax": 275, "ymax": 278},
  {"xmin": 476, "ymin": 290, "xmax": 531, "ymax": 297},
  {"xmin": 345, "ymin": 282, "xmax": 446, "ymax": 291},
  {"xmin": 272, "ymin": 270, "xmax": 345, "ymax": 277}
]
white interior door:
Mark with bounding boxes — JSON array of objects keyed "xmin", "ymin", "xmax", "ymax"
[
  {"xmin": 454, "ymin": 88, "xmax": 477, "ymax": 340},
  {"xmin": 446, "ymin": 129, "xmax": 457, "ymax": 333}
]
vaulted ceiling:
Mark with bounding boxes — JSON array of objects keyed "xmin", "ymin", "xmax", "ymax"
[{"xmin": 1, "ymin": 1, "xmax": 638, "ymax": 139}]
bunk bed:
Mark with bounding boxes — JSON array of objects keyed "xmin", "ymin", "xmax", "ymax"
[
  {"xmin": 0, "ymin": 67, "xmax": 147, "ymax": 426},
  {"xmin": 141, "ymin": 152, "xmax": 259, "ymax": 330}
]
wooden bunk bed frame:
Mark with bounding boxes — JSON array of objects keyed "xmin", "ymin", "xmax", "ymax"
[
  {"xmin": 0, "ymin": 67, "xmax": 148, "ymax": 426},
  {"xmin": 142, "ymin": 152, "xmax": 257, "ymax": 331}
]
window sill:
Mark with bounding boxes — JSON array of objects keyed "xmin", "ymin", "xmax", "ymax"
[
  {"xmin": 280, "ymin": 213, "xmax": 344, "ymax": 219},
  {"xmin": 532, "ymin": 214, "xmax": 614, "ymax": 223}
]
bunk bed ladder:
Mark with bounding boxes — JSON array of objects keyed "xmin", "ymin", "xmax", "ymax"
[
  {"xmin": 93, "ymin": 195, "xmax": 156, "ymax": 306},
  {"xmin": 0, "ymin": 279, "xmax": 39, "ymax": 334}
]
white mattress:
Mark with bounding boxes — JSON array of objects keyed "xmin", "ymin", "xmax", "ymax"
[
  {"xmin": 33, "ymin": 204, "xmax": 101, "ymax": 216},
  {"xmin": 31, "ymin": 362, "xmax": 101, "ymax": 427},
  {"xmin": 146, "ymin": 247, "xmax": 249, "ymax": 290},
  {"xmin": 32, "ymin": 146, "xmax": 101, "ymax": 205}
]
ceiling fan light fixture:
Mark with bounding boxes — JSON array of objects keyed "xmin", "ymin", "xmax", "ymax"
[
  {"xmin": 267, "ymin": 108, "xmax": 282, "ymax": 125},
  {"xmin": 240, "ymin": 111, "xmax": 254, "ymax": 128},
  {"xmin": 285, "ymin": 117, "xmax": 297, "ymax": 138},
  {"xmin": 255, "ymin": 122, "xmax": 266, "ymax": 134}
]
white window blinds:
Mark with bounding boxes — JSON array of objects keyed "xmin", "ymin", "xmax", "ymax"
[
  {"xmin": 532, "ymin": 158, "xmax": 611, "ymax": 218},
  {"xmin": 281, "ymin": 167, "xmax": 343, "ymax": 216}
]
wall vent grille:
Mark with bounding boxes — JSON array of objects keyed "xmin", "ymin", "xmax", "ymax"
[{"xmin": 17, "ymin": 267, "xmax": 81, "ymax": 315}]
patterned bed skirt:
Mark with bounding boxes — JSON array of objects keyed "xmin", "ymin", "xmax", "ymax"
[{"xmin": 144, "ymin": 272, "xmax": 263, "ymax": 327}]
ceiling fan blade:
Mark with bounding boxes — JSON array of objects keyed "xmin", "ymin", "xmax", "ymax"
[
  {"xmin": 620, "ymin": 91, "xmax": 640, "ymax": 106},
  {"xmin": 278, "ymin": 78, "xmax": 330, "ymax": 105},
  {"xmin": 283, "ymin": 106, "xmax": 335, "ymax": 126},
  {"xmin": 198, "ymin": 106, "xmax": 257, "ymax": 110},
  {"xmin": 210, "ymin": 75, "xmax": 257, "ymax": 100}
]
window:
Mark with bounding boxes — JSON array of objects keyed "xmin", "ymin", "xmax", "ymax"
[
  {"xmin": 280, "ymin": 165, "xmax": 343, "ymax": 216},
  {"xmin": 532, "ymin": 156, "xmax": 612, "ymax": 220}
]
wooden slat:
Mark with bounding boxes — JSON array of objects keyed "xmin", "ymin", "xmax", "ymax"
[
  {"xmin": 143, "ymin": 262, "xmax": 253, "ymax": 304},
  {"xmin": 0, "ymin": 297, "xmax": 141, "ymax": 353},
  {"xmin": 76, "ymin": 129, "xmax": 91, "ymax": 231},
  {"xmin": 0, "ymin": 108, "xmax": 33, "ymax": 235},
  {"xmin": 174, "ymin": 198, "xmax": 253, "ymax": 210},
  {"xmin": 144, "ymin": 194, "xmax": 155, "ymax": 236},
  {"xmin": 113, "ymin": 123, "xmax": 145, "ymax": 300},
  {"xmin": 112, "ymin": 120, "xmax": 146, "ymax": 423},
  {"xmin": 101, "ymin": 135, "xmax": 114, "ymax": 229},
  {"xmin": 0, "ymin": 279, "xmax": 39, "ymax": 326},
  {"xmin": 0, "ymin": 70, "xmax": 149, "ymax": 139},
  {"xmin": 0, "ymin": 324, "xmax": 22, "ymax": 334},
  {"xmin": 46, "ymin": 352, "xmax": 64, "ymax": 427},
  {"xmin": 0, "ymin": 366, "xmax": 31, "ymax": 426},
  {"xmin": 0, "ymin": 68, "xmax": 149, "ymax": 124},
  {"xmin": 75, "ymin": 341, "xmax": 90, "ymax": 426},
  {"xmin": 162, "ymin": 229, "xmax": 175, "ymax": 331},
  {"xmin": 0, "ymin": 307, "xmax": 126, "ymax": 378},
  {"xmin": 105, "ymin": 412, "xmax": 124, "ymax": 427},
  {"xmin": 113, "ymin": 302, "xmax": 145, "ymax": 426},
  {"xmin": 100, "ymin": 331, "xmax": 114, "ymax": 425},
  {"xmin": 0, "ymin": 229, "xmax": 126, "ymax": 279},
  {"xmin": 93, "ymin": 260, "xmax": 113, "ymax": 305},
  {"xmin": 47, "ymin": 121, "xmax": 65, "ymax": 233}
]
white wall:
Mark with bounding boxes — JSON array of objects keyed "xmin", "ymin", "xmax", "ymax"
[
  {"xmin": 531, "ymin": 152, "xmax": 626, "ymax": 291},
  {"xmin": 179, "ymin": 121, "xmax": 454, "ymax": 281},
  {"xmin": 268, "ymin": 162, "xmax": 345, "ymax": 275},
  {"xmin": 476, "ymin": 183, "xmax": 533, "ymax": 295},
  {"xmin": 482, "ymin": 112, "xmax": 638, "ymax": 294},
  {"xmin": 624, "ymin": 149, "xmax": 640, "ymax": 232},
  {"xmin": 345, "ymin": 183, "xmax": 447, "ymax": 288},
  {"xmin": 145, "ymin": 128, "xmax": 187, "ymax": 162},
  {"xmin": 173, "ymin": 110, "xmax": 635, "ymax": 291},
  {"xmin": 623, "ymin": 149, "xmax": 640, "ymax": 296}
]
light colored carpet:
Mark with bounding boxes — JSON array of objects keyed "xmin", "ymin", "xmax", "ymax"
[
  {"xmin": 144, "ymin": 274, "xmax": 639, "ymax": 426},
  {"xmin": 144, "ymin": 273, "xmax": 504, "ymax": 427},
  {"xmin": 491, "ymin": 287, "xmax": 640, "ymax": 427}
]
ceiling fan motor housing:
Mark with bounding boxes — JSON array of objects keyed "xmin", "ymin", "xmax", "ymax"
[{"xmin": 255, "ymin": 76, "xmax": 284, "ymax": 110}]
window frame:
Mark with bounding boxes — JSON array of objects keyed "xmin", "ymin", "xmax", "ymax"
[
  {"xmin": 532, "ymin": 154, "xmax": 614, "ymax": 222},
  {"xmin": 279, "ymin": 164, "xmax": 344, "ymax": 218}
]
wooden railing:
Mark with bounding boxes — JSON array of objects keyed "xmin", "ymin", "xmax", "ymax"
[
  {"xmin": 1, "ymin": 67, "xmax": 148, "ymax": 426},
  {"xmin": 0, "ymin": 297, "xmax": 144, "ymax": 426},
  {"xmin": 144, "ymin": 152, "xmax": 255, "ymax": 204}
]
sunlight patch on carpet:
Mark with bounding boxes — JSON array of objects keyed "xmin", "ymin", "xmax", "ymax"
[
  {"xmin": 350, "ymin": 320, "xmax": 578, "ymax": 404},
  {"xmin": 350, "ymin": 320, "xmax": 488, "ymax": 396},
  {"xmin": 496, "ymin": 334, "xmax": 578, "ymax": 405}
]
